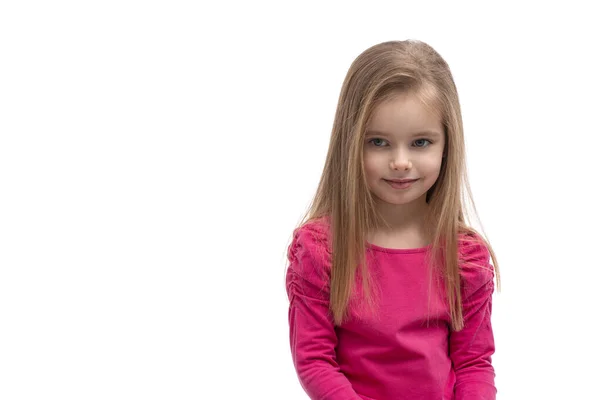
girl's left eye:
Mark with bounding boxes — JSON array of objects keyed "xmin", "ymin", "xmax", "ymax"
[{"xmin": 414, "ymin": 139, "xmax": 433, "ymax": 148}]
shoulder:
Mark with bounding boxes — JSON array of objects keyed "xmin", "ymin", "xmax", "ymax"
[
  {"xmin": 292, "ymin": 216, "xmax": 331, "ymax": 251},
  {"xmin": 286, "ymin": 216, "xmax": 333, "ymax": 294},
  {"xmin": 287, "ymin": 216, "xmax": 332, "ymax": 272},
  {"xmin": 458, "ymin": 230, "xmax": 490, "ymax": 265},
  {"xmin": 457, "ymin": 230, "xmax": 495, "ymax": 294}
]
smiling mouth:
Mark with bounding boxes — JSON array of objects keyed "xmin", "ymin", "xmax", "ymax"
[
  {"xmin": 385, "ymin": 179, "xmax": 418, "ymax": 189},
  {"xmin": 385, "ymin": 179, "xmax": 418, "ymax": 183}
]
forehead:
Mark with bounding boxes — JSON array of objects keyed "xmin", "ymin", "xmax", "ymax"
[{"xmin": 366, "ymin": 92, "xmax": 443, "ymax": 137}]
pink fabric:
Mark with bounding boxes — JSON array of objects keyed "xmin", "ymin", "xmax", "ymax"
[{"xmin": 286, "ymin": 216, "xmax": 496, "ymax": 400}]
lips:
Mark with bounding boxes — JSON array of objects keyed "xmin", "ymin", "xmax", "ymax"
[
  {"xmin": 386, "ymin": 179, "xmax": 418, "ymax": 183},
  {"xmin": 385, "ymin": 179, "xmax": 418, "ymax": 189}
]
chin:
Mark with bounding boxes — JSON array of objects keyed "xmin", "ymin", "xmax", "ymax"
[{"xmin": 377, "ymin": 193, "xmax": 420, "ymax": 205}]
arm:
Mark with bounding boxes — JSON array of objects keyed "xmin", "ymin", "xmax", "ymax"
[
  {"xmin": 449, "ymin": 236, "xmax": 497, "ymax": 400},
  {"xmin": 286, "ymin": 225, "xmax": 362, "ymax": 400}
]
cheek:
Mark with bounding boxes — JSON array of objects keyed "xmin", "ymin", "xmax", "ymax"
[
  {"xmin": 428, "ymin": 158, "xmax": 443, "ymax": 171},
  {"xmin": 426, "ymin": 157, "xmax": 444, "ymax": 180},
  {"xmin": 363, "ymin": 155, "xmax": 379, "ymax": 179},
  {"xmin": 425, "ymin": 151, "xmax": 444, "ymax": 169}
]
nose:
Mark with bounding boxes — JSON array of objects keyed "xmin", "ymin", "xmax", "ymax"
[{"xmin": 390, "ymin": 153, "xmax": 412, "ymax": 171}]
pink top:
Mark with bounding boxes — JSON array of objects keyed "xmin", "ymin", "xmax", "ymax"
[{"xmin": 285, "ymin": 216, "xmax": 496, "ymax": 400}]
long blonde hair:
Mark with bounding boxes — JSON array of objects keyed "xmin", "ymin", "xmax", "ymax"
[{"xmin": 294, "ymin": 40, "xmax": 500, "ymax": 331}]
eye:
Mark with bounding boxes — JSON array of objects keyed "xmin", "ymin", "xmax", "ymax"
[
  {"xmin": 414, "ymin": 139, "xmax": 433, "ymax": 148},
  {"xmin": 368, "ymin": 138, "xmax": 388, "ymax": 147}
]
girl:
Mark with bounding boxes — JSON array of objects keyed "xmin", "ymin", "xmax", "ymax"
[{"xmin": 285, "ymin": 40, "xmax": 501, "ymax": 400}]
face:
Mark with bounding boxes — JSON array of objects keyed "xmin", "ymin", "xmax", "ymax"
[{"xmin": 363, "ymin": 91, "xmax": 446, "ymax": 209}]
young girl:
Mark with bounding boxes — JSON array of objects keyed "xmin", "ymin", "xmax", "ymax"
[{"xmin": 285, "ymin": 40, "xmax": 501, "ymax": 400}]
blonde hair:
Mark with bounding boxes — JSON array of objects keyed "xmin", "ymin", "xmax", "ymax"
[{"xmin": 294, "ymin": 40, "xmax": 500, "ymax": 331}]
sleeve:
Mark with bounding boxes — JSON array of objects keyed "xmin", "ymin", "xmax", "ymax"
[
  {"xmin": 449, "ymin": 233, "xmax": 497, "ymax": 400},
  {"xmin": 285, "ymin": 223, "xmax": 362, "ymax": 400}
]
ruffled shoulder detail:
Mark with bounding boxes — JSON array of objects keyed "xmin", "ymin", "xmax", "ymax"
[
  {"xmin": 298, "ymin": 215, "xmax": 331, "ymax": 243},
  {"xmin": 285, "ymin": 216, "xmax": 333, "ymax": 302},
  {"xmin": 288, "ymin": 216, "xmax": 332, "ymax": 269},
  {"xmin": 457, "ymin": 231, "xmax": 495, "ymax": 298}
]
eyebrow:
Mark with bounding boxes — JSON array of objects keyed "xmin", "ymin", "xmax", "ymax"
[{"xmin": 365, "ymin": 129, "xmax": 444, "ymax": 138}]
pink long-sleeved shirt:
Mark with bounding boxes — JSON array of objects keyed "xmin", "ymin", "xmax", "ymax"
[{"xmin": 285, "ymin": 216, "xmax": 496, "ymax": 400}]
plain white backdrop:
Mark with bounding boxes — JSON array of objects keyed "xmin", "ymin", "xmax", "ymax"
[{"xmin": 1, "ymin": 1, "xmax": 599, "ymax": 399}]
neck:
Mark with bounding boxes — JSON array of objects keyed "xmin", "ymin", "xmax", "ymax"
[{"xmin": 373, "ymin": 197, "xmax": 429, "ymax": 233}]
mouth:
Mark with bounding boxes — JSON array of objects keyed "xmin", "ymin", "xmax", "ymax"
[
  {"xmin": 385, "ymin": 178, "xmax": 418, "ymax": 189},
  {"xmin": 385, "ymin": 179, "xmax": 418, "ymax": 183}
]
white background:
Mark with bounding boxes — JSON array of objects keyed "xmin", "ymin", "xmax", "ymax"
[{"xmin": 1, "ymin": 1, "xmax": 599, "ymax": 399}]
